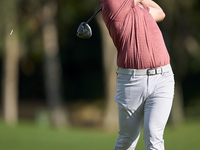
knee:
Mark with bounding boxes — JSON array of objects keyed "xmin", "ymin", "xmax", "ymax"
[{"xmin": 144, "ymin": 124, "xmax": 164, "ymax": 140}]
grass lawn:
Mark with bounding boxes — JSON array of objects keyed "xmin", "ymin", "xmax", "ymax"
[{"xmin": 0, "ymin": 120, "xmax": 200, "ymax": 150}]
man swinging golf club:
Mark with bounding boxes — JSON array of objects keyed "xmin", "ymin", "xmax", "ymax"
[{"xmin": 100, "ymin": 0, "xmax": 175, "ymax": 150}]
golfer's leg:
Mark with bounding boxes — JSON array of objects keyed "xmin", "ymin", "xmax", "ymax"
[
  {"xmin": 114, "ymin": 104, "xmax": 143, "ymax": 150},
  {"xmin": 143, "ymin": 73, "xmax": 174, "ymax": 150},
  {"xmin": 114, "ymin": 73, "xmax": 147, "ymax": 150},
  {"xmin": 143, "ymin": 97, "xmax": 173, "ymax": 150}
]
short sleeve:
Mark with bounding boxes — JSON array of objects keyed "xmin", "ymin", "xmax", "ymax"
[
  {"xmin": 138, "ymin": 3, "xmax": 150, "ymax": 12},
  {"xmin": 101, "ymin": 0, "xmax": 134, "ymax": 21}
]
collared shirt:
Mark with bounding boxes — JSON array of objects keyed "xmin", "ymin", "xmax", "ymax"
[{"xmin": 101, "ymin": 0, "xmax": 170, "ymax": 69}]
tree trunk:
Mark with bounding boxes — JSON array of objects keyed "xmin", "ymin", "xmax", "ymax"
[
  {"xmin": 2, "ymin": 0, "xmax": 20, "ymax": 125},
  {"xmin": 96, "ymin": 15, "xmax": 118, "ymax": 130},
  {"xmin": 159, "ymin": 0, "xmax": 186, "ymax": 126},
  {"xmin": 42, "ymin": 0, "xmax": 68, "ymax": 127},
  {"xmin": 170, "ymin": 80, "xmax": 185, "ymax": 126}
]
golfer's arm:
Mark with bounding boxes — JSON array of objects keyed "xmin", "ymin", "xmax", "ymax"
[{"xmin": 140, "ymin": 0, "xmax": 165, "ymax": 22}]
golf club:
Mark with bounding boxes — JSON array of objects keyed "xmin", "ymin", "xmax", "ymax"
[{"xmin": 77, "ymin": 8, "xmax": 102, "ymax": 39}]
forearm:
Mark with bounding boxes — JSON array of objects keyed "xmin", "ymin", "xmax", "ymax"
[
  {"xmin": 140, "ymin": 0, "xmax": 160, "ymax": 9},
  {"xmin": 140, "ymin": 0, "xmax": 165, "ymax": 22},
  {"xmin": 134, "ymin": 0, "xmax": 143, "ymax": 5}
]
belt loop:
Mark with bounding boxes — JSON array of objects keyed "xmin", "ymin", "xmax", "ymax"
[
  {"xmin": 132, "ymin": 70, "xmax": 135, "ymax": 78},
  {"xmin": 161, "ymin": 67, "xmax": 164, "ymax": 75},
  {"xmin": 116, "ymin": 68, "xmax": 119, "ymax": 75}
]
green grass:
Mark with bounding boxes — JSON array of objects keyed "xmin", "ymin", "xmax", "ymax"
[
  {"xmin": 164, "ymin": 120, "xmax": 200, "ymax": 150},
  {"xmin": 0, "ymin": 120, "xmax": 200, "ymax": 150}
]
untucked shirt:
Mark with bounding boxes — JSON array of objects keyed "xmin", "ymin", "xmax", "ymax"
[{"xmin": 101, "ymin": 0, "xmax": 170, "ymax": 69}]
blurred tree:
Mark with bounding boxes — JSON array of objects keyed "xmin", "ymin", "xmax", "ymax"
[
  {"xmin": 42, "ymin": 0, "xmax": 69, "ymax": 126},
  {"xmin": 97, "ymin": 15, "xmax": 118, "ymax": 129},
  {"xmin": 1, "ymin": 0, "xmax": 198, "ymax": 128},
  {"xmin": 158, "ymin": 0, "xmax": 200, "ymax": 125},
  {"xmin": 2, "ymin": 0, "xmax": 20, "ymax": 124},
  {"xmin": 61, "ymin": 0, "xmax": 118, "ymax": 128}
]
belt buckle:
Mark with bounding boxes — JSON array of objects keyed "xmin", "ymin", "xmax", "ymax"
[{"xmin": 147, "ymin": 68, "xmax": 156, "ymax": 76}]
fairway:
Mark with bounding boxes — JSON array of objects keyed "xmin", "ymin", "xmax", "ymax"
[{"xmin": 0, "ymin": 120, "xmax": 200, "ymax": 150}]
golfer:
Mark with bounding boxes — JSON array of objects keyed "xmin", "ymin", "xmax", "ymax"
[{"xmin": 101, "ymin": 0, "xmax": 174, "ymax": 149}]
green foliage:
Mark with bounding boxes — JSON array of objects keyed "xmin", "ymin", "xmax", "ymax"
[
  {"xmin": 0, "ymin": 0, "xmax": 199, "ymax": 106},
  {"xmin": 158, "ymin": 0, "xmax": 200, "ymax": 75}
]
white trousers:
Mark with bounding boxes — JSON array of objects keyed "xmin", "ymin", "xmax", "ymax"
[{"xmin": 114, "ymin": 65, "xmax": 175, "ymax": 150}]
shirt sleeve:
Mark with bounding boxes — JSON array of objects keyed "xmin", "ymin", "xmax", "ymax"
[
  {"xmin": 101, "ymin": 0, "xmax": 135, "ymax": 21},
  {"xmin": 138, "ymin": 3, "xmax": 150, "ymax": 12}
]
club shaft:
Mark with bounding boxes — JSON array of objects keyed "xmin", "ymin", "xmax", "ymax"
[{"xmin": 86, "ymin": 8, "xmax": 102, "ymax": 24}]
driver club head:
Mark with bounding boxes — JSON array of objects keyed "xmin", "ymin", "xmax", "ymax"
[{"xmin": 76, "ymin": 22, "xmax": 92, "ymax": 39}]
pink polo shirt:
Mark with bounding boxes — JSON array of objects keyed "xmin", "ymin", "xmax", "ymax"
[{"xmin": 101, "ymin": 0, "xmax": 170, "ymax": 69}]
